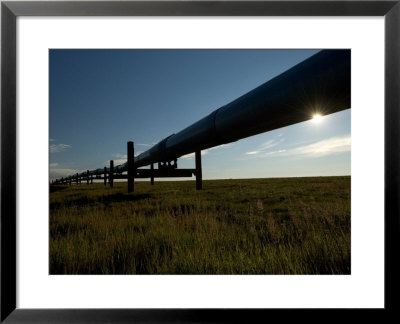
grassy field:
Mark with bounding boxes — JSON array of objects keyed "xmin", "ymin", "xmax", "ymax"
[{"xmin": 50, "ymin": 176, "xmax": 350, "ymax": 275}]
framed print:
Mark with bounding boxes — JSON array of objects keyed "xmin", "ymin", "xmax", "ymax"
[{"xmin": 1, "ymin": 0, "xmax": 399, "ymax": 322}]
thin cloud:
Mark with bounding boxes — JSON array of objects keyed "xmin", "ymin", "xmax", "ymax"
[
  {"xmin": 108, "ymin": 152, "xmax": 143, "ymax": 167},
  {"xmin": 208, "ymin": 143, "xmax": 232, "ymax": 151},
  {"xmin": 180, "ymin": 153, "xmax": 194, "ymax": 159},
  {"xmin": 50, "ymin": 168, "xmax": 82, "ymax": 179},
  {"xmin": 246, "ymin": 138, "xmax": 283, "ymax": 156},
  {"xmin": 50, "ymin": 143, "xmax": 71, "ymax": 153},
  {"xmin": 246, "ymin": 151, "xmax": 260, "ymax": 155},
  {"xmin": 262, "ymin": 135, "xmax": 351, "ymax": 158},
  {"xmin": 113, "ymin": 153, "xmax": 126, "ymax": 158},
  {"xmin": 49, "ymin": 162, "xmax": 58, "ymax": 167},
  {"xmin": 263, "ymin": 149, "xmax": 287, "ymax": 156},
  {"xmin": 260, "ymin": 139, "xmax": 280, "ymax": 150},
  {"xmin": 105, "ymin": 156, "xmax": 126, "ymax": 166},
  {"xmin": 289, "ymin": 135, "xmax": 351, "ymax": 157},
  {"xmin": 180, "ymin": 150, "xmax": 209, "ymax": 159},
  {"xmin": 113, "ymin": 159, "xmax": 127, "ymax": 166}
]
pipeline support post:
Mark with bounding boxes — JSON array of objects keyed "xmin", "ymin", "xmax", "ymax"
[
  {"xmin": 76, "ymin": 173, "xmax": 79, "ymax": 185},
  {"xmin": 195, "ymin": 150, "xmax": 202, "ymax": 190},
  {"xmin": 127, "ymin": 141, "xmax": 135, "ymax": 193},
  {"xmin": 104, "ymin": 167, "xmax": 107, "ymax": 186},
  {"xmin": 87, "ymin": 170, "xmax": 89, "ymax": 184},
  {"xmin": 150, "ymin": 163, "xmax": 154, "ymax": 185},
  {"xmin": 91, "ymin": 174, "xmax": 93, "ymax": 184},
  {"xmin": 109, "ymin": 160, "xmax": 114, "ymax": 188}
]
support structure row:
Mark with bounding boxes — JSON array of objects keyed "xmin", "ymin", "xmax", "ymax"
[{"xmin": 51, "ymin": 142, "xmax": 203, "ymax": 191}]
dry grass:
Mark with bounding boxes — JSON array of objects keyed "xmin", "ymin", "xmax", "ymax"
[{"xmin": 50, "ymin": 176, "xmax": 350, "ymax": 274}]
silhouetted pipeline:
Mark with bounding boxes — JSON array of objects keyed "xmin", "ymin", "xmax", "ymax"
[
  {"xmin": 131, "ymin": 49, "xmax": 350, "ymax": 169},
  {"xmin": 72, "ymin": 49, "xmax": 350, "ymax": 178}
]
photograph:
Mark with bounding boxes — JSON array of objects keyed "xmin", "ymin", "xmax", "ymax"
[
  {"xmin": 49, "ymin": 49, "xmax": 351, "ymax": 275},
  {"xmin": 3, "ymin": 0, "xmax": 398, "ymax": 320}
]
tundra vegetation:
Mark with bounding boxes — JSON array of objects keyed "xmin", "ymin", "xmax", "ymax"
[{"xmin": 50, "ymin": 176, "xmax": 350, "ymax": 274}]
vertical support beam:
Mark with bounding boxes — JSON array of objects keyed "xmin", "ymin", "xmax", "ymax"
[
  {"xmin": 91, "ymin": 174, "xmax": 93, "ymax": 184},
  {"xmin": 150, "ymin": 163, "xmax": 155, "ymax": 185},
  {"xmin": 76, "ymin": 173, "xmax": 78, "ymax": 185},
  {"xmin": 127, "ymin": 141, "xmax": 135, "ymax": 193},
  {"xmin": 69, "ymin": 177, "xmax": 71, "ymax": 186},
  {"xmin": 104, "ymin": 167, "xmax": 107, "ymax": 186},
  {"xmin": 109, "ymin": 160, "xmax": 114, "ymax": 188},
  {"xmin": 86, "ymin": 170, "xmax": 89, "ymax": 184},
  {"xmin": 195, "ymin": 150, "xmax": 202, "ymax": 190}
]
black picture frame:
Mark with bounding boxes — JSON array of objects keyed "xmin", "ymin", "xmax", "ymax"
[{"xmin": 1, "ymin": 0, "xmax": 399, "ymax": 322}]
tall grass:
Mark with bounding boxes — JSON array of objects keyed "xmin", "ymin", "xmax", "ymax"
[{"xmin": 50, "ymin": 176, "xmax": 350, "ymax": 274}]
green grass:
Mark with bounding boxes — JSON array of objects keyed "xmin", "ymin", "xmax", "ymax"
[{"xmin": 50, "ymin": 176, "xmax": 350, "ymax": 274}]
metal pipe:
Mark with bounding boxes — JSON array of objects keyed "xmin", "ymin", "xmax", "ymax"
[
  {"xmin": 53, "ymin": 49, "xmax": 350, "ymax": 182},
  {"xmin": 127, "ymin": 141, "xmax": 135, "ymax": 192},
  {"xmin": 109, "ymin": 160, "xmax": 114, "ymax": 187},
  {"xmin": 195, "ymin": 150, "xmax": 202, "ymax": 190},
  {"xmin": 133, "ymin": 49, "xmax": 350, "ymax": 168}
]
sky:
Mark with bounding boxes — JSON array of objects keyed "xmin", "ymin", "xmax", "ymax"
[{"xmin": 49, "ymin": 49, "xmax": 350, "ymax": 181}]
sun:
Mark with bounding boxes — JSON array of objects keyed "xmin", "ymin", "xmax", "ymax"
[{"xmin": 311, "ymin": 113, "xmax": 324, "ymax": 123}]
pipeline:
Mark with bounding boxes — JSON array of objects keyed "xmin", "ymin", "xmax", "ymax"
[
  {"xmin": 70, "ymin": 49, "xmax": 350, "ymax": 178},
  {"xmin": 133, "ymin": 49, "xmax": 350, "ymax": 168}
]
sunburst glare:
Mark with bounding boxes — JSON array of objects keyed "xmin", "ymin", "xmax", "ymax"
[{"xmin": 311, "ymin": 113, "xmax": 324, "ymax": 124}]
